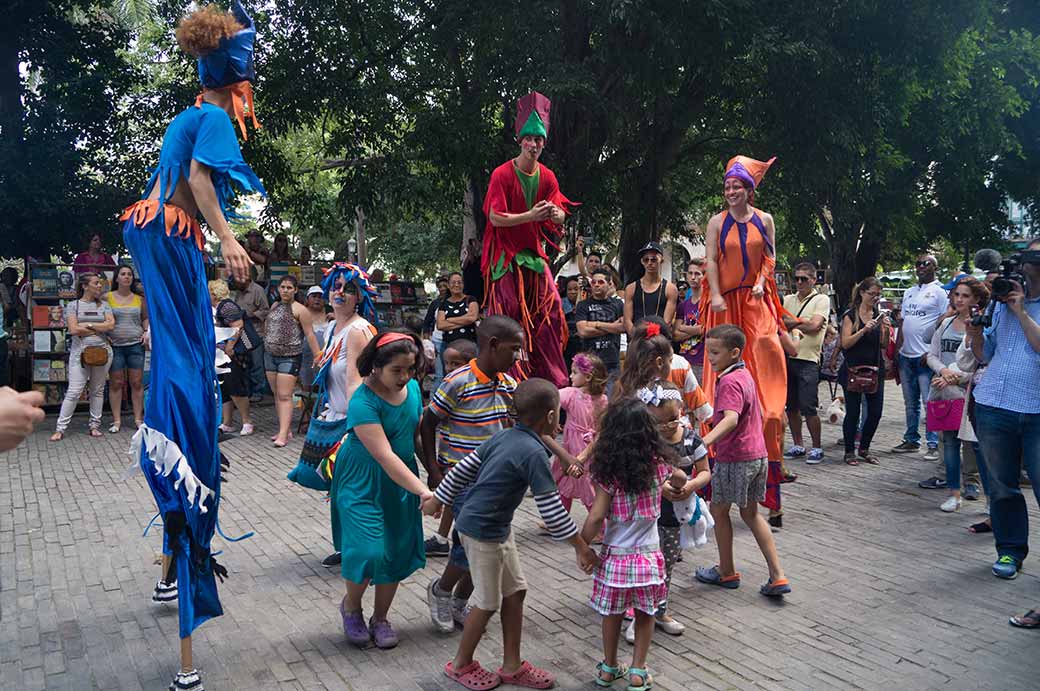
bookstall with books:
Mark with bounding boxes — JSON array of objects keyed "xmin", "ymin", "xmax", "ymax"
[{"xmin": 28, "ymin": 261, "xmax": 113, "ymax": 407}]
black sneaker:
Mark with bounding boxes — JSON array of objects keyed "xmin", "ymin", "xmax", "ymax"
[
  {"xmin": 891, "ymin": 441, "xmax": 921, "ymax": 453},
  {"xmin": 918, "ymin": 477, "xmax": 947, "ymax": 489},
  {"xmin": 321, "ymin": 552, "xmax": 342, "ymax": 567},
  {"xmin": 963, "ymin": 483, "xmax": 980, "ymax": 501},
  {"xmin": 768, "ymin": 515, "xmax": 782, "ymax": 530},
  {"xmin": 424, "ymin": 536, "xmax": 450, "ymax": 557}
]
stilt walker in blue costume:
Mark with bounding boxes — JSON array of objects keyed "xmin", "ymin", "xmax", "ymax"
[{"xmin": 121, "ymin": 3, "xmax": 264, "ymax": 690}]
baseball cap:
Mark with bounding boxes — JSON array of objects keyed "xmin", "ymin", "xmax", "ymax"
[
  {"xmin": 306, "ymin": 285, "xmax": 324, "ymax": 297},
  {"xmin": 637, "ymin": 241, "xmax": 664, "ymax": 257}
]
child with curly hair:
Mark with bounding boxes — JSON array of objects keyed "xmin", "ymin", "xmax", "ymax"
[{"xmin": 582, "ymin": 397, "xmax": 687, "ymax": 690}]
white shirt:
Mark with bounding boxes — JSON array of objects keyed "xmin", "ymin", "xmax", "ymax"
[
  {"xmin": 899, "ymin": 280, "xmax": 948, "ymax": 358},
  {"xmin": 322, "ymin": 317, "xmax": 374, "ymax": 421}
]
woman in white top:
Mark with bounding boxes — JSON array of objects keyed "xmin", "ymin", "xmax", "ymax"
[
  {"xmin": 926, "ymin": 278, "xmax": 987, "ymax": 512},
  {"xmin": 51, "ymin": 272, "xmax": 115, "ymax": 441},
  {"xmin": 318, "ymin": 271, "xmax": 377, "ymax": 420}
]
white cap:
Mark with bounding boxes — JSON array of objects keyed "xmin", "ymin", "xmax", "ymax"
[{"xmin": 306, "ymin": 285, "xmax": 324, "ymax": 297}]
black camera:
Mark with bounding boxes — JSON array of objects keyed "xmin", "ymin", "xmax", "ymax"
[
  {"xmin": 969, "ymin": 304, "xmax": 990, "ymax": 328},
  {"xmin": 976, "ymin": 248, "xmax": 1040, "ymax": 302}
]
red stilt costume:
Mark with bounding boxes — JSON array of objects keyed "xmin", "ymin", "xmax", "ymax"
[{"xmin": 481, "ymin": 92, "xmax": 576, "ymax": 387}]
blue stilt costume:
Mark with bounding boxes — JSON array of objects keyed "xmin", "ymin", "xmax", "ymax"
[{"xmin": 123, "ymin": 0, "xmax": 264, "ymax": 643}]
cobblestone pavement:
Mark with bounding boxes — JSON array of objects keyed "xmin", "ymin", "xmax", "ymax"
[{"xmin": 2, "ymin": 384, "xmax": 1037, "ymax": 690}]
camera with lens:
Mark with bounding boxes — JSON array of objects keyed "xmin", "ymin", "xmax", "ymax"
[{"xmin": 974, "ymin": 248, "xmax": 1040, "ymax": 303}]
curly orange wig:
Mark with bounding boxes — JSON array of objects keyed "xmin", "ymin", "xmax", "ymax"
[{"xmin": 176, "ymin": 5, "xmax": 244, "ymax": 58}]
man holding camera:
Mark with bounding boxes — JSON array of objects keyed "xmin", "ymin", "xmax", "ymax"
[
  {"xmin": 892, "ymin": 254, "xmax": 948, "ymax": 460},
  {"xmin": 967, "ymin": 238, "xmax": 1040, "ymax": 629}
]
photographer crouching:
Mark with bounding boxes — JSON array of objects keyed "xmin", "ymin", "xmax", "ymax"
[{"xmin": 966, "ymin": 238, "xmax": 1040, "ymax": 629}]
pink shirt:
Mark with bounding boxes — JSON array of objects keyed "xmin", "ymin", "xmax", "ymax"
[{"xmin": 710, "ymin": 364, "xmax": 767, "ymax": 463}]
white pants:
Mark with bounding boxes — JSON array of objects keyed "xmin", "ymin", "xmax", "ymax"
[{"xmin": 56, "ymin": 350, "xmax": 112, "ymax": 432}]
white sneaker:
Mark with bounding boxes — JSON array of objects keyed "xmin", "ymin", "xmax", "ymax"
[
  {"xmin": 239, "ymin": 423, "xmax": 255, "ymax": 436},
  {"xmin": 623, "ymin": 619, "xmax": 636, "ymax": 644},
  {"xmin": 806, "ymin": 448, "xmax": 825, "ymax": 464},
  {"xmin": 940, "ymin": 496, "xmax": 962, "ymax": 513},
  {"xmin": 451, "ymin": 597, "xmax": 470, "ymax": 626},
  {"xmin": 427, "ymin": 578, "xmax": 454, "ymax": 633},
  {"xmin": 655, "ymin": 615, "xmax": 685, "ymax": 635}
]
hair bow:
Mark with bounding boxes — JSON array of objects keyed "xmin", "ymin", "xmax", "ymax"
[
  {"xmin": 573, "ymin": 353, "xmax": 594, "ymax": 375},
  {"xmin": 636, "ymin": 384, "xmax": 682, "ymax": 407},
  {"xmin": 645, "ymin": 323, "xmax": 661, "ymax": 338}
]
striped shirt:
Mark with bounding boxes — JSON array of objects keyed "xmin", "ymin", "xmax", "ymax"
[
  {"xmin": 435, "ymin": 425, "xmax": 576, "ymax": 542},
  {"xmin": 107, "ymin": 292, "xmax": 144, "ymax": 346},
  {"xmin": 669, "ymin": 354, "xmax": 713, "ymax": 423},
  {"xmin": 429, "ymin": 359, "xmax": 517, "ymax": 466}
]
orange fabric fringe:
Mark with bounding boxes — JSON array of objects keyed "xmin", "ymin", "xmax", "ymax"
[
  {"xmin": 194, "ymin": 80, "xmax": 260, "ymax": 140},
  {"xmin": 120, "ymin": 200, "xmax": 204, "ymax": 250}
]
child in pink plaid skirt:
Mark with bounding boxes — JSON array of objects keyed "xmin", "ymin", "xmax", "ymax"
[{"xmin": 582, "ymin": 397, "xmax": 687, "ymax": 690}]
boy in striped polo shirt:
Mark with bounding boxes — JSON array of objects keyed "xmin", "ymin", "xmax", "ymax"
[{"xmin": 421, "ymin": 316, "xmax": 523, "ymax": 633}]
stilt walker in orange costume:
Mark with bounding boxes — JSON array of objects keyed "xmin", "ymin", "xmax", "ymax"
[
  {"xmin": 482, "ymin": 92, "xmax": 577, "ymax": 387},
  {"xmin": 699, "ymin": 156, "xmax": 787, "ymax": 518}
]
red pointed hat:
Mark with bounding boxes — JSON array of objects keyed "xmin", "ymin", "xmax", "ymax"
[
  {"xmin": 516, "ymin": 92, "xmax": 551, "ymax": 139},
  {"xmin": 724, "ymin": 155, "xmax": 777, "ymax": 189}
]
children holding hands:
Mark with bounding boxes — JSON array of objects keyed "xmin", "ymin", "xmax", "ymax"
[{"xmin": 424, "ymin": 378, "xmax": 598, "ymax": 691}]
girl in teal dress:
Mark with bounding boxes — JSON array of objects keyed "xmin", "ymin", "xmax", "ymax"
[{"xmin": 332, "ymin": 330, "xmax": 433, "ymax": 648}]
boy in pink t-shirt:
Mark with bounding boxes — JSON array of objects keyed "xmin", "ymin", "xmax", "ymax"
[{"xmin": 695, "ymin": 324, "xmax": 791, "ymax": 597}]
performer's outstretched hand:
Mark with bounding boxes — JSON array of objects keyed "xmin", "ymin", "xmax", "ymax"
[{"xmin": 222, "ymin": 236, "xmax": 253, "ymax": 284}]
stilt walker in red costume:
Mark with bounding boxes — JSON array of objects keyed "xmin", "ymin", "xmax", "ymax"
[{"xmin": 482, "ymin": 92, "xmax": 576, "ymax": 387}]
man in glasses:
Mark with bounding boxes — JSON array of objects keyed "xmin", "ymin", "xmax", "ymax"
[
  {"xmin": 624, "ymin": 241, "xmax": 679, "ymax": 338},
  {"xmin": 891, "ymin": 253, "xmax": 948, "ymax": 459},
  {"xmin": 781, "ymin": 263, "xmax": 831, "ymax": 464}
]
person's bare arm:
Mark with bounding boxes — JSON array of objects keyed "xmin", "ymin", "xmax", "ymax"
[
  {"xmin": 576, "ymin": 320, "xmax": 602, "ymax": 338},
  {"xmin": 663, "ymin": 282, "xmax": 678, "ymax": 326},
  {"xmin": 343, "ymin": 327, "xmax": 371, "ymax": 404},
  {"xmin": 92, "ymin": 309, "xmax": 116, "ymax": 333},
  {"xmin": 188, "ymin": 159, "xmax": 252, "ymax": 282},
  {"xmin": 623, "ymin": 283, "xmax": 635, "ymax": 336},
  {"xmin": 581, "ymin": 486, "xmax": 611, "ymax": 545},
  {"xmin": 701, "ymin": 409, "xmax": 739, "ymax": 448},
  {"xmin": 575, "ymin": 236, "xmax": 587, "ymax": 277},
  {"xmin": 296, "ymin": 303, "xmax": 321, "ymax": 361},
  {"xmin": 65, "ymin": 308, "xmax": 91, "ymax": 337},
  {"xmin": 601, "ymin": 318, "xmax": 627, "ymax": 335},
  {"xmin": 419, "ymin": 408, "xmax": 444, "ymax": 486},
  {"xmin": 353, "ymin": 423, "xmax": 430, "ymax": 496},
  {"xmin": 1007, "ymin": 286, "xmax": 1040, "ymax": 354},
  {"xmin": 704, "ymin": 216, "xmax": 725, "ymax": 312}
]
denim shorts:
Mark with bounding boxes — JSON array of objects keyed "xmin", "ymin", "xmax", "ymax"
[
  {"xmin": 110, "ymin": 342, "xmax": 145, "ymax": 371},
  {"xmin": 264, "ymin": 351, "xmax": 302, "ymax": 376}
]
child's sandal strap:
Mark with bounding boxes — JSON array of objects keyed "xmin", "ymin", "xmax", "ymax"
[
  {"xmin": 596, "ymin": 661, "xmax": 628, "ymax": 686},
  {"xmin": 626, "ymin": 667, "xmax": 652, "ymax": 690}
]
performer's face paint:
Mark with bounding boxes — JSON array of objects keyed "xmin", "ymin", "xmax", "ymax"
[
  {"xmin": 519, "ymin": 135, "xmax": 545, "ymax": 162},
  {"xmin": 375, "ymin": 352, "xmax": 418, "ymax": 390},
  {"xmin": 331, "ymin": 279, "xmax": 358, "ymax": 308},
  {"xmin": 723, "ymin": 178, "xmax": 750, "ymax": 207}
]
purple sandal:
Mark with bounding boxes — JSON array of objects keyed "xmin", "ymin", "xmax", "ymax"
[
  {"xmin": 340, "ymin": 600, "xmax": 371, "ymax": 647},
  {"xmin": 369, "ymin": 616, "xmax": 400, "ymax": 649}
]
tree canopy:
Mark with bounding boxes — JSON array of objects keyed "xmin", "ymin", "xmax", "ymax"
[{"xmin": 2, "ymin": 1, "xmax": 1037, "ymax": 299}]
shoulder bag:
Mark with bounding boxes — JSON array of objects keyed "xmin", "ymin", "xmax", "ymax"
[
  {"xmin": 846, "ymin": 311, "xmax": 880, "ymax": 394},
  {"xmin": 288, "ymin": 324, "xmax": 345, "ymax": 492}
]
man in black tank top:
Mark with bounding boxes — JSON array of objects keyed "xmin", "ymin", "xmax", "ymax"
[{"xmin": 624, "ymin": 241, "xmax": 679, "ymax": 337}]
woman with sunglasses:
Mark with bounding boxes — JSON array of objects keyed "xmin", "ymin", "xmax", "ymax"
[{"xmin": 839, "ymin": 277, "xmax": 891, "ymax": 465}]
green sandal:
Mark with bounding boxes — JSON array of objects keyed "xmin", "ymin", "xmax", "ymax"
[
  {"xmin": 596, "ymin": 661, "xmax": 628, "ymax": 687},
  {"xmin": 626, "ymin": 667, "xmax": 653, "ymax": 690}
]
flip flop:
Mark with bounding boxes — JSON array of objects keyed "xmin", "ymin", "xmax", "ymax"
[
  {"xmin": 445, "ymin": 661, "xmax": 501, "ymax": 690},
  {"xmin": 497, "ymin": 661, "xmax": 554, "ymax": 689},
  {"xmin": 968, "ymin": 520, "xmax": 993, "ymax": 534},
  {"xmin": 857, "ymin": 453, "xmax": 881, "ymax": 465},
  {"xmin": 843, "ymin": 454, "xmax": 859, "ymax": 466}
]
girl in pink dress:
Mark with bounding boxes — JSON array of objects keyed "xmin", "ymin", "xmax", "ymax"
[{"xmin": 551, "ymin": 352, "xmax": 608, "ymax": 513}]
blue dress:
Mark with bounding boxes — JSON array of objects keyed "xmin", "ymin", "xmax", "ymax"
[
  {"xmin": 331, "ymin": 379, "xmax": 426, "ymax": 584},
  {"xmin": 123, "ymin": 101, "xmax": 264, "ymax": 639}
]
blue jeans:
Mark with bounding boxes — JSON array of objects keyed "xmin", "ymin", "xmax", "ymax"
[
  {"xmin": 248, "ymin": 341, "xmax": 269, "ymax": 396},
  {"xmin": 941, "ymin": 431, "xmax": 963, "ymax": 490},
  {"xmin": 974, "ymin": 403, "xmax": 1040, "ymax": 563},
  {"xmin": 898, "ymin": 354, "xmax": 938, "ymax": 447}
]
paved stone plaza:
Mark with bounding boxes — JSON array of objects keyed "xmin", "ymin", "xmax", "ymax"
[{"xmin": 2, "ymin": 385, "xmax": 1037, "ymax": 690}]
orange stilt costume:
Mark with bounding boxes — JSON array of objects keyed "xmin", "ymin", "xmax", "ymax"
[{"xmin": 699, "ymin": 156, "xmax": 786, "ymax": 511}]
